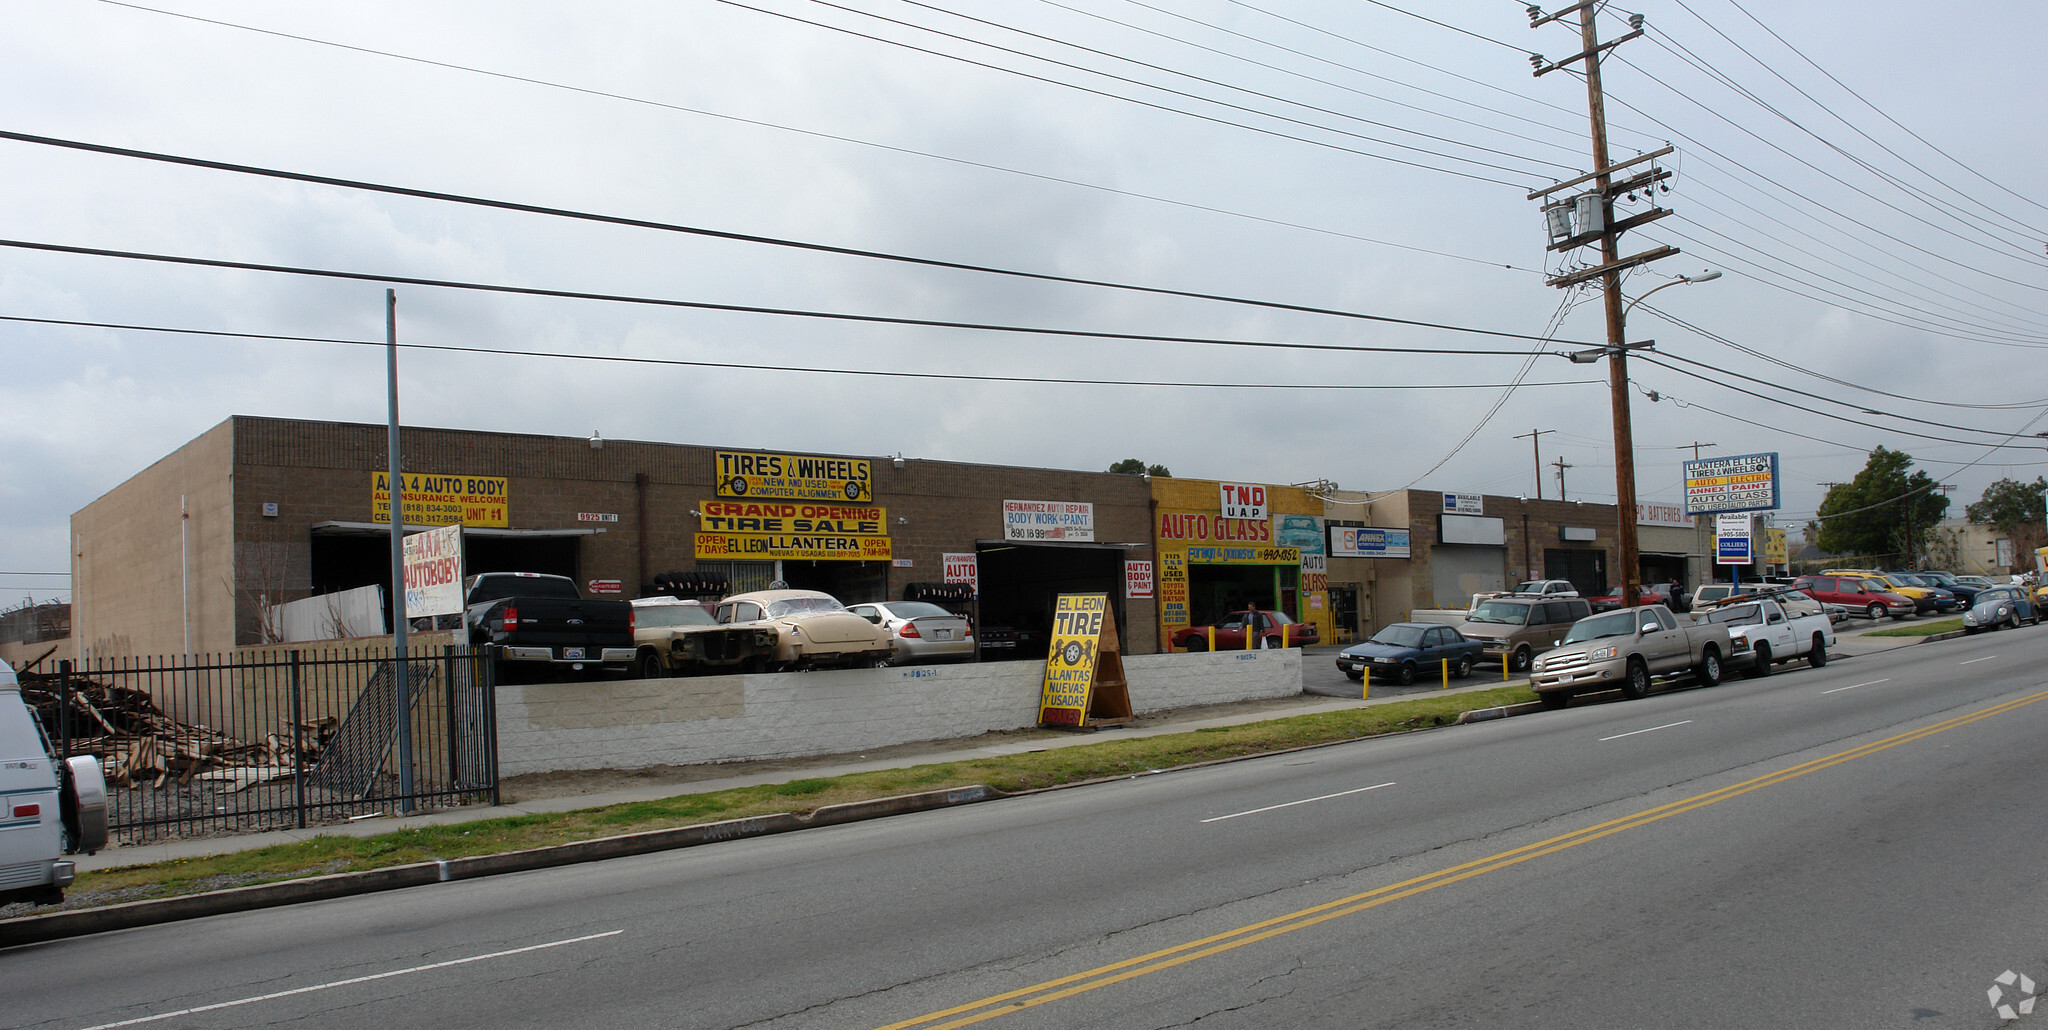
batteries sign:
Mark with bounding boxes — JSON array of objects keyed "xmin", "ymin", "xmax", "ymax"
[
  {"xmin": 714, "ymin": 451, "xmax": 871, "ymax": 502},
  {"xmin": 1684, "ymin": 452, "xmax": 1780, "ymax": 515}
]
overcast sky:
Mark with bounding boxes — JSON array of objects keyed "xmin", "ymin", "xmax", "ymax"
[{"xmin": 4, "ymin": 0, "xmax": 2045, "ymax": 603}]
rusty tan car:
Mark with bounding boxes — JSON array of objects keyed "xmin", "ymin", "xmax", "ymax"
[{"xmin": 714, "ymin": 589, "xmax": 895, "ymax": 670}]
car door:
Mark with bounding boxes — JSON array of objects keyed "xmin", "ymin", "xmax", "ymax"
[{"xmin": 1639, "ymin": 607, "xmax": 1686, "ymax": 665}]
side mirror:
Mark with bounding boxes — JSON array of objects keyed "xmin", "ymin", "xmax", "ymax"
[{"xmin": 1639, "ymin": 621, "xmax": 1660, "ymax": 635}]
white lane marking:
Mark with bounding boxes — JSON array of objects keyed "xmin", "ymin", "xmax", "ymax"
[
  {"xmin": 1960, "ymin": 656, "xmax": 1999, "ymax": 665},
  {"xmin": 1202, "ymin": 782, "xmax": 1396, "ymax": 823},
  {"xmin": 1823, "ymin": 678, "xmax": 1890, "ymax": 694},
  {"xmin": 1598, "ymin": 720, "xmax": 1692, "ymax": 742},
  {"xmin": 76, "ymin": 930, "xmax": 623, "ymax": 1030}
]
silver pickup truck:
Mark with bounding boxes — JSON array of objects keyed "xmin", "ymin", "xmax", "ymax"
[{"xmin": 1530, "ymin": 604, "xmax": 1730, "ymax": 709}]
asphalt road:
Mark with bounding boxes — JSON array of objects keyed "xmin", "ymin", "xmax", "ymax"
[{"xmin": 11, "ymin": 626, "xmax": 2048, "ymax": 1029}]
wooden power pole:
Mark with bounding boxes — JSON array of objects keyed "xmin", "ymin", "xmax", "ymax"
[
  {"xmin": 1529, "ymin": 4, "xmax": 1679, "ymax": 608},
  {"xmin": 1515, "ymin": 428, "xmax": 1556, "ymax": 500}
]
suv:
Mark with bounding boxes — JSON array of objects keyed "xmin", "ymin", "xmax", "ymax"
[
  {"xmin": 1459, "ymin": 595, "xmax": 1593, "ymax": 672},
  {"xmin": 1794, "ymin": 575, "xmax": 1914, "ymax": 620},
  {"xmin": 1, "ymin": 666, "xmax": 109, "ymax": 905}
]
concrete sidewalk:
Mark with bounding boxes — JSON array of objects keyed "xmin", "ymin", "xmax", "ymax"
[
  {"xmin": 73, "ymin": 668, "xmax": 1523, "ymax": 873},
  {"xmin": 71, "ymin": 623, "xmax": 1945, "ymax": 874}
]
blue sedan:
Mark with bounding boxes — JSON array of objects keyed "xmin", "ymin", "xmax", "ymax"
[
  {"xmin": 1337, "ymin": 622, "xmax": 1485, "ymax": 685},
  {"xmin": 1962, "ymin": 586, "xmax": 2039, "ymax": 633}
]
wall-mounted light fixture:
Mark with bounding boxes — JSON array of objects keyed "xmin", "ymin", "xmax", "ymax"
[
  {"xmin": 892, "ymin": 453, "xmax": 905, "ymax": 469},
  {"xmin": 590, "ymin": 430, "xmax": 603, "ymax": 450}
]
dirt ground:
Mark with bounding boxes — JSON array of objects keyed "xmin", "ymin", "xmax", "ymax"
[{"xmin": 497, "ymin": 694, "xmax": 1338, "ymax": 803}]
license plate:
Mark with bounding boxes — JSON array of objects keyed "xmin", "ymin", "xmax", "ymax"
[
  {"xmin": 563, "ymin": 647, "xmax": 585, "ymax": 660},
  {"xmin": 933, "ymin": 629, "xmax": 951, "ymax": 640},
  {"xmin": 1556, "ymin": 673, "xmax": 1574, "ymax": 684}
]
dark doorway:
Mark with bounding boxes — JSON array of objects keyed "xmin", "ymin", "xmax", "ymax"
[
  {"xmin": 975, "ymin": 544, "xmax": 1125, "ymax": 662},
  {"xmin": 1544, "ymin": 548, "xmax": 1608, "ymax": 596},
  {"xmin": 781, "ymin": 561, "xmax": 889, "ymax": 605}
]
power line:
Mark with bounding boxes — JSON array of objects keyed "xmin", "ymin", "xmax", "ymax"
[
  {"xmin": 0, "ymin": 130, "xmax": 1568, "ymax": 340},
  {"xmin": 0, "ymin": 314, "xmax": 1605, "ymax": 392},
  {"xmin": 86, "ymin": 0, "xmax": 1538, "ymax": 273}
]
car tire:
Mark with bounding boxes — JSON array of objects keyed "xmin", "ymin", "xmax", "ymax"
[
  {"xmin": 1866, "ymin": 603, "xmax": 1884, "ymax": 621},
  {"xmin": 1620, "ymin": 657, "xmax": 1652, "ymax": 699},
  {"xmin": 1749, "ymin": 642, "xmax": 1772, "ymax": 678},
  {"xmin": 1398, "ymin": 661, "xmax": 1418, "ymax": 686},
  {"xmin": 1452, "ymin": 657, "xmax": 1472, "ymax": 679},
  {"xmin": 1538, "ymin": 690, "xmax": 1570, "ymax": 710},
  {"xmin": 1808, "ymin": 635, "xmax": 1828, "ymax": 668},
  {"xmin": 630, "ymin": 651, "xmax": 663, "ymax": 683},
  {"xmin": 1512, "ymin": 645, "xmax": 1533, "ymax": 673},
  {"xmin": 1185, "ymin": 637, "xmax": 1208, "ymax": 653},
  {"xmin": 1694, "ymin": 647, "xmax": 1723, "ymax": 687},
  {"xmin": 1345, "ymin": 669, "xmax": 1363, "ymax": 682}
]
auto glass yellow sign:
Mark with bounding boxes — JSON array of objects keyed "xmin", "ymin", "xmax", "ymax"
[
  {"xmin": 715, "ymin": 450, "xmax": 871, "ymax": 502},
  {"xmin": 372, "ymin": 472, "xmax": 508, "ymax": 527},
  {"xmin": 693, "ymin": 500, "xmax": 892, "ymax": 561},
  {"xmin": 1038, "ymin": 593, "xmax": 1108, "ymax": 727}
]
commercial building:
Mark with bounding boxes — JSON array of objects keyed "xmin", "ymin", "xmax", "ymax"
[{"xmin": 71, "ymin": 416, "xmax": 1158, "ymax": 659}]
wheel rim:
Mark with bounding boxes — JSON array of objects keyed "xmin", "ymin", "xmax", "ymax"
[
  {"xmin": 1514, "ymin": 646, "xmax": 1531, "ymax": 671},
  {"xmin": 1400, "ymin": 662, "xmax": 1416, "ymax": 685},
  {"xmin": 1630, "ymin": 663, "xmax": 1649, "ymax": 696},
  {"xmin": 1868, "ymin": 604, "xmax": 1883, "ymax": 620}
]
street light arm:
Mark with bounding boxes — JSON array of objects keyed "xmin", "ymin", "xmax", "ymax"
[{"xmin": 1622, "ymin": 270, "xmax": 1721, "ymax": 317}]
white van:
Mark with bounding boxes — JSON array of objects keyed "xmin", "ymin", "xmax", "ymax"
[{"xmin": 1, "ymin": 664, "xmax": 108, "ymax": 906}]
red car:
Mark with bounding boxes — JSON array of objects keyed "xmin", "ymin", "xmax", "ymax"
[
  {"xmin": 1792, "ymin": 575, "xmax": 1914, "ymax": 620},
  {"xmin": 1587, "ymin": 586, "xmax": 1671, "ymax": 613},
  {"xmin": 1173, "ymin": 608, "xmax": 1318, "ymax": 651}
]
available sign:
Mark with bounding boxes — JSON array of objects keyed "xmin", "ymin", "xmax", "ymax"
[
  {"xmin": 714, "ymin": 450, "xmax": 871, "ymax": 502},
  {"xmin": 1330, "ymin": 527, "xmax": 1411, "ymax": 559},
  {"xmin": 1004, "ymin": 500, "xmax": 1095, "ymax": 542},
  {"xmin": 693, "ymin": 533, "xmax": 893, "ymax": 561},
  {"xmin": 698, "ymin": 501, "xmax": 886, "ymax": 535},
  {"xmin": 1684, "ymin": 452, "xmax": 1780, "ymax": 515},
  {"xmin": 401, "ymin": 524, "xmax": 463, "ymax": 617},
  {"xmin": 1125, "ymin": 560, "xmax": 1154, "ymax": 599},
  {"xmin": 942, "ymin": 553, "xmax": 978, "ymax": 596},
  {"xmin": 1219, "ymin": 483, "xmax": 1267, "ymax": 521},
  {"xmin": 1038, "ymin": 593, "xmax": 1108, "ymax": 727},
  {"xmin": 372, "ymin": 472, "xmax": 508, "ymax": 527},
  {"xmin": 1442, "ymin": 493, "xmax": 1484, "ymax": 515}
]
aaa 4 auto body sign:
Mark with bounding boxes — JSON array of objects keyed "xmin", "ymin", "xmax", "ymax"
[
  {"xmin": 1684, "ymin": 452, "xmax": 1781, "ymax": 515},
  {"xmin": 715, "ymin": 450, "xmax": 872, "ymax": 502},
  {"xmin": 372, "ymin": 472, "xmax": 509, "ymax": 527},
  {"xmin": 1003, "ymin": 500, "xmax": 1095, "ymax": 542},
  {"xmin": 401, "ymin": 524, "xmax": 464, "ymax": 617},
  {"xmin": 694, "ymin": 500, "xmax": 892, "ymax": 561}
]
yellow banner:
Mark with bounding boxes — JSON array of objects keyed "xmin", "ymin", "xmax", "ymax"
[
  {"xmin": 1182, "ymin": 545, "xmax": 1301, "ymax": 565},
  {"xmin": 1763, "ymin": 527, "xmax": 1788, "ymax": 564},
  {"xmin": 694, "ymin": 532, "xmax": 892, "ymax": 561},
  {"xmin": 699, "ymin": 500, "xmax": 886, "ymax": 535},
  {"xmin": 715, "ymin": 451, "xmax": 872, "ymax": 502},
  {"xmin": 1039, "ymin": 593, "xmax": 1108, "ymax": 727},
  {"xmin": 372, "ymin": 472, "xmax": 508, "ymax": 527}
]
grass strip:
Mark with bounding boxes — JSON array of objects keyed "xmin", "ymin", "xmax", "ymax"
[
  {"xmin": 1865, "ymin": 618, "xmax": 1964, "ymax": 637},
  {"xmin": 55, "ymin": 686, "xmax": 1535, "ymax": 909}
]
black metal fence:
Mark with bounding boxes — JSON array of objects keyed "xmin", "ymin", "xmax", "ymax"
[{"xmin": 28, "ymin": 646, "xmax": 498, "ymax": 844}]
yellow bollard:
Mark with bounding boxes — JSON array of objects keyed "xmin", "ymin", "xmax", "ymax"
[
  {"xmin": 1442, "ymin": 658, "xmax": 1450, "ymax": 689},
  {"xmin": 1281, "ymin": 624, "xmax": 1291, "ymax": 648},
  {"xmin": 1363, "ymin": 667, "xmax": 1370, "ymax": 700},
  {"xmin": 1503, "ymin": 656, "xmax": 1510, "ymax": 681},
  {"xmin": 1206, "ymin": 626, "xmax": 1215, "ymax": 651}
]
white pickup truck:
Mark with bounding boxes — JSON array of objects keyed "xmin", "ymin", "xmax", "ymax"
[{"xmin": 1692, "ymin": 590, "xmax": 1836, "ymax": 677}]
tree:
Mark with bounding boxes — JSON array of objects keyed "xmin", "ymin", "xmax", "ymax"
[
  {"xmin": 1965, "ymin": 477, "xmax": 2048, "ymax": 556},
  {"xmin": 1107, "ymin": 458, "xmax": 1170, "ymax": 477},
  {"xmin": 1812, "ymin": 446, "xmax": 1948, "ymax": 564}
]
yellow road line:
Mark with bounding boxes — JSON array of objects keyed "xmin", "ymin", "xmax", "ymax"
[{"xmin": 875, "ymin": 688, "xmax": 2048, "ymax": 1030}]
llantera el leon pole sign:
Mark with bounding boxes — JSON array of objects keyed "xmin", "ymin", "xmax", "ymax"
[{"xmin": 1683, "ymin": 452, "xmax": 1780, "ymax": 516}]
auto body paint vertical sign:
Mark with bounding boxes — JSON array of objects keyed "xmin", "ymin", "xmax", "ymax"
[
  {"xmin": 1003, "ymin": 500, "xmax": 1095, "ymax": 542},
  {"xmin": 402, "ymin": 523, "xmax": 464, "ymax": 617},
  {"xmin": 1039, "ymin": 593, "xmax": 1108, "ymax": 727},
  {"xmin": 1124, "ymin": 560, "xmax": 1154, "ymax": 599}
]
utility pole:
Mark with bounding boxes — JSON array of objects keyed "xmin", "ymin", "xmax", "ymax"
[
  {"xmin": 1678, "ymin": 441, "xmax": 1718, "ymax": 462},
  {"xmin": 1553, "ymin": 458, "xmax": 1573, "ymax": 502},
  {"xmin": 1515, "ymin": 429, "xmax": 1556, "ymax": 500},
  {"xmin": 1530, "ymin": 4, "xmax": 1677, "ymax": 609}
]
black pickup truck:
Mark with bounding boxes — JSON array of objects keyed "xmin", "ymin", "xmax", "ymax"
[{"xmin": 464, "ymin": 572, "xmax": 636, "ymax": 681}]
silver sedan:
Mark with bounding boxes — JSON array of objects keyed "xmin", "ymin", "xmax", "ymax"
[{"xmin": 847, "ymin": 601, "xmax": 977, "ymax": 664}]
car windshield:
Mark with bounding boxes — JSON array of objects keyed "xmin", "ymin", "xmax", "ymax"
[
  {"xmin": 1704, "ymin": 603, "xmax": 1760, "ymax": 626},
  {"xmin": 1467, "ymin": 601, "xmax": 1529, "ymax": 625},
  {"xmin": 635, "ymin": 604, "xmax": 716, "ymax": 628},
  {"xmin": 764, "ymin": 596, "xmax": 848, "ymax": 618},
  {"xmin": 1513, "ymin": 582, "xmax": 1547, "ymax": 594},
  {"xmin": 1368, "ymin": 625, "xmax": 1426, "ymax": 648},
  {"xmin": 887, "ymin": 602, "xmax": 954, "ymax": 619},
  {"xmin": 1561, "ymin": 610, "xmax": 1638, "ymax": 644}
]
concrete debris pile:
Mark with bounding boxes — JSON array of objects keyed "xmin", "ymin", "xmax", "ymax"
[{"xmin": 15, "ymin": 671, "xmax": 334, "ymax": 791}]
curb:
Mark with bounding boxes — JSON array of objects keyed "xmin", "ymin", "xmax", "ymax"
[
  {"xmin": 1455, "ymin": 700, "xmax": 1548, "ymax": 724},
  {"xmin": 1, "ymin": 785, "xmax": 1004, "ymax": 948}
]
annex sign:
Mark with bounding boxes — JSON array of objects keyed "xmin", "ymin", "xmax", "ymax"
[
  {"xmin": 372, "ymin": 472, "xmax": 509, "ymax": 527},
  {"xmin": 1683, "ymin": 452, "xmax": 1780, "ymax": 515},
  {"xmin": 715, "ymin": 450, "xmax": 872, "ymax": 502}
]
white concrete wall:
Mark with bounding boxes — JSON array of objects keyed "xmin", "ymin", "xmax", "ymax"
[{"xmin": 495, "ymin": 650, "xmax": 1301, "ymax": 776}]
